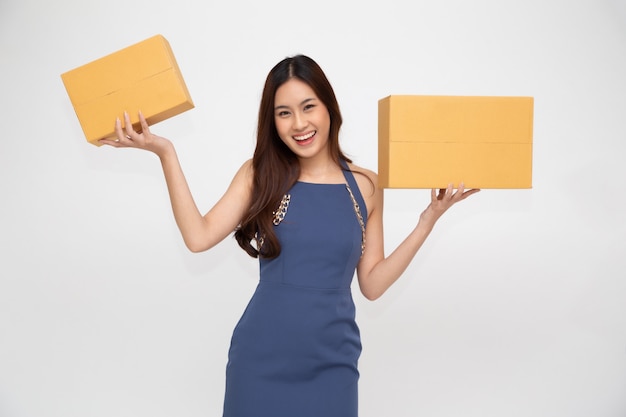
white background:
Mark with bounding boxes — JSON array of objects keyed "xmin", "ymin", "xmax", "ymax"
[{"xmin": 1, "ymin": 0, "xmax": 625, "ymax": 416}]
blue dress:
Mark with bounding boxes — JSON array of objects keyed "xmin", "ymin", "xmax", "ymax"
[{"xmin": 223, "ymin": 164, "xmax": 367, "ymax": 417}]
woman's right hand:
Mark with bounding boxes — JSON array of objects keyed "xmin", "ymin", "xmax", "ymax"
[{"xmin": 99, "ymin": 111, "xmax": 173, "ymax": 157}]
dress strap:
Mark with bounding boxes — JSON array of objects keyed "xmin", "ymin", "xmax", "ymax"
[
  {"xmin": 340, "ymin": 159, "xmax": 368, "ymax": 225},
  {"xmin": 340, "ymin": 160, "xmax": 368, "ymax": 256}
]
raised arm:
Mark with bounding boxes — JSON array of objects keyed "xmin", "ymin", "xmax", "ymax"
[
  {"xmin": 354, "ymin": 170, "xmax": 479, "ymax": 300},
  {"xmin": 99, "ymin": 112, "xmax": 252, "ymax": 253}
]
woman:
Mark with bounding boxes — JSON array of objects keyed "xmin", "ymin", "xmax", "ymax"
[{"xmin": 100, "ymin": 55, "xmax": 479, "ymax": 417}]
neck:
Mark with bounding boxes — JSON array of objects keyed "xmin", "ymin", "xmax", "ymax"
[{"xmin": 298, "ymin": 155, "xmax": 343, "ymax": 183}]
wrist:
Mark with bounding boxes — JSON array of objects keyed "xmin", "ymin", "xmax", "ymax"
[
  {"xmin": 418, "ymin": 206, "xmax": 439, "ymax": 230},
  {"xmin": 154, "ymin": 138, "xmax": 175, "ymax": 160}
]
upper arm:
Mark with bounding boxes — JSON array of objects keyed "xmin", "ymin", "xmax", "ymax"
[
  {"xmin": 195, "ymin": 159, "xmax": 253, "ymax": 251},
  {"xmin": 352, "ymin": 167, "xmax": 385, "ymax": 285}
]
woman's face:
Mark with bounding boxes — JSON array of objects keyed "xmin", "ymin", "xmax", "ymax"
[{"xmin": 273, "ymin": 78, "xmax": 331, "ymax": 161}]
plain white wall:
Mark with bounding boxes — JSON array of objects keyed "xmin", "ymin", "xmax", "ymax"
[{"xmin": 1, "ymin": 0, "xmax": 625, "ymax": 416}]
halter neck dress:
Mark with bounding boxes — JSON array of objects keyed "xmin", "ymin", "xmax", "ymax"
[{"xmin": 222, "ymin": 162, "xmax": 367, "ymax": 417}]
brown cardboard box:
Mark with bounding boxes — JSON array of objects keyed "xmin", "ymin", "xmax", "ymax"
[
  {"xmin": 378, "ymin": 95, "xmax": 533, "ymax": 189},
  {"xmin": 61, "ymin": 35, "xmax": 194, "ymax": 146}
]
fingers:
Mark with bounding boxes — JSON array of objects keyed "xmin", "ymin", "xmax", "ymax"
[
  {"xmin": 432, "ymin": 182, "xmax": 480, "ymax": 203},
  {"xmin": 99, "ymin": 117, "xmax": 126, "ymax": 148},
  {"xmin": 123, "ymin": 111, "xmax": 136, "ymax": 140},
  {"xmin": 434, "ymin": 184, "xmax": 452, "ymax": 201},
  {"xmin": 100, "ymin": 111, "xmax": 145, "ymax": 148},
  {"xmin": 450, "ymin": 182, "xmax": 465, "ymax": 201},
  {"xmin": 139, "ymin": 110, "xmax": 150, "ymax": 135},
  {"xmin": 451, "ymin": 183, "xmax": 481, "ymax": 202},
  {"xmin": 459, "ymin": 188, "xmax": 481, "ymax": 200}
]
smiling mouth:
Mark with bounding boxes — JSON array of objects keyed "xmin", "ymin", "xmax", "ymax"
[{"xmin": 293, "ymin": 131, "xmax": 316, "ymax": 141}]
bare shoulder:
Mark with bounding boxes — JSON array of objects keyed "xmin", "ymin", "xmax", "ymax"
[
  {"xmin": 346, "ymin": 162, "xmax": 381, "ymax": 217},
  {"xmin": 239, "ymin": 158, "xmax": 254, "ymax": 174},
  {"xmin": 224, "ymin": 158, "xmax": 254, "ymax": 198},
  {"xmin": 233, "ymin": 158, "xmax": 254, "ymax": 182},
  {"xmin": 347, "ymin": 162, "xmax": 378, "ymax": 197}
]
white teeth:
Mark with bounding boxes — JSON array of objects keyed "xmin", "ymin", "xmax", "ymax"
[{"xmin": 294, "ymin": 131, "xmax": 316, "ymax": 141}]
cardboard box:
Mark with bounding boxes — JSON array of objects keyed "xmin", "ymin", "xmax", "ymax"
[
  {"xmin": 378, "ymin": 95, "xmax": 533, "ymax": 189},
  {"xmin": 61, "ymin": 34, "xmax": 194, "ymax": 146}
]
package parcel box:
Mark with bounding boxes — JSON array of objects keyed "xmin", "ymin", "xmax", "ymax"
[
  {"xmin": 378, "ymin": 95, "xmax": 533, "ymax": 189},
  {"xmin": 61, "ymin": 35, "xmax": 194, "ymax": 146}
]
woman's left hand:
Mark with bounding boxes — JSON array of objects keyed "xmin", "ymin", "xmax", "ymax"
[{"xmin": 420, "ymin": 183, "xmax": 480, "ymax": 227}]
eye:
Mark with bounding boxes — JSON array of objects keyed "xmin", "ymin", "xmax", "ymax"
[
  {"xmin": 276, "ymin": 110, "xmax": 291, "ymax": 117},
  {"xmin": 303, "ymin": 104, "xmax": 316, "ymax": 111}
]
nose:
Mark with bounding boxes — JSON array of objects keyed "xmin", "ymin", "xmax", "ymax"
[{"xmin": 292, "ymin": 111, "xmax": 307, "ymax": 131}]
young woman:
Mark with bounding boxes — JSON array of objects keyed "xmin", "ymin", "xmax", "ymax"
[{"xmin": 100, "ymin": 55, "xmax": 479, "ymax": 417}]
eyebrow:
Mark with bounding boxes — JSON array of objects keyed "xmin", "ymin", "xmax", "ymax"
[{"xmin": 274, "ymin": 97, "xmax": 317, "ymax": 111}]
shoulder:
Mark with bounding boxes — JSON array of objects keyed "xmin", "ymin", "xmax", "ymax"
[
  {"xmin": 227, "ymin": 158, "xmax": 254, "ymax": 193},
  {"xmin": 235, "ymin": 158, "xmax": 254, "ymax": 179},
  {"xmin": 347, "ymin": 162, "xmax": 378, "ymax": 197},
  {"xmin": 346, "ymin": 162, "xmax": 381, "ymax": 217}
]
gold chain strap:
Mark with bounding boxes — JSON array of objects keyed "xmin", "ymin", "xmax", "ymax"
[
  {"xmin": 269, "ymin": 188, "xmax": 364, "ymax": 256},
  {"xmin": 273, "ymin": 194, "xmax": 291, "ymax": 226},
  {"xmin": 345, "ymin": 184, "xmax": 366, "ymax": 256},
  {"xmin": 257, "ymin": 194, "xmax": 291, "ymax": 250}
]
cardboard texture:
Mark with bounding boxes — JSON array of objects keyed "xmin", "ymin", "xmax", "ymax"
[
  {"xmin": 61, "ymin": 35, "xmax": 194, "ymax": 146},
  {"xmin": 378, "ymin": 95, "xmax": 534, "ymax": 189}
]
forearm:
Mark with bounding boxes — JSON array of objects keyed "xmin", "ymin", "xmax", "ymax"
[
  {"xmin": 102, "ymin": 113, "xmax": 237, "ymax": 252},
  {"xmin": 358, "ymin": 185, "xmax": 479, "ymax": 301},
  {"xmin": 359, "ymin": 219, "xmax": 435, "ymax": 300},
  {"xmin": 157, "ymin": 144, "xmax": 207, "ymax": 251}
]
